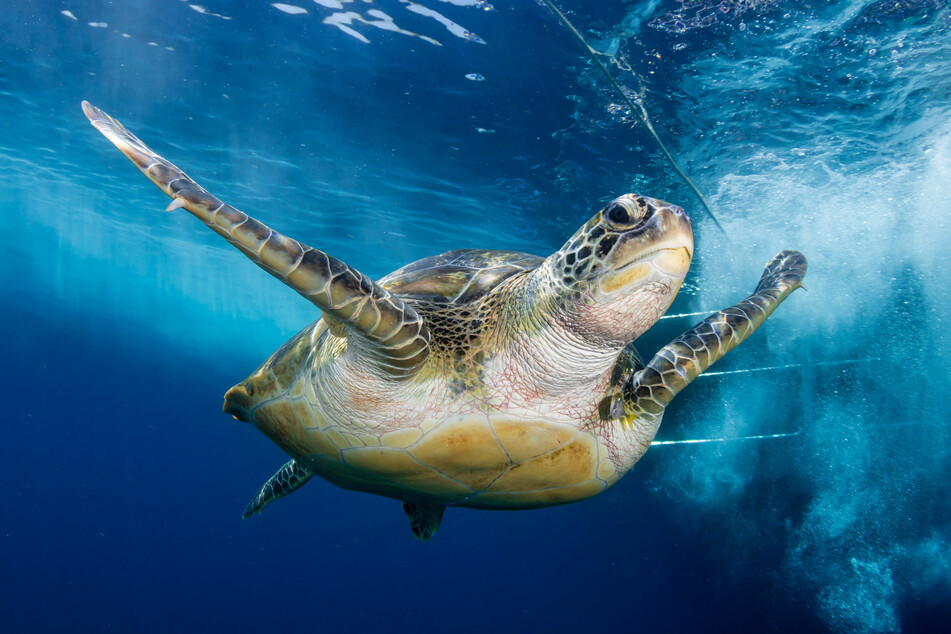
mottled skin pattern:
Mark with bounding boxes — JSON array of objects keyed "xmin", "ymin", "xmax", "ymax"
[
  {"xmin": 623, "ymin": 250, "xmax": 808, "ymax": 420},
  {"xmin": 242, "ymin": 459, "xmax": 314, "ymax": 519},
  {"xmin": 83, "ymin": 102, "xmax": 807, "ymax": 540}
]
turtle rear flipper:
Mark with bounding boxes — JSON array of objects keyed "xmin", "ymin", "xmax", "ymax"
[
  {"xmin": 402, "ymin": 502, "xmax": 445, "ymax": 541},
  {"xmin": 243, "ymin": 459, "xmax": 315, "ymax": 518},
  {"xmin": 82, "ymin": 101, "xmax": 430, "ymax": 378},
  {"xmin": 624, "ymin": 250, "xmax": 807, "ymax": 419}
]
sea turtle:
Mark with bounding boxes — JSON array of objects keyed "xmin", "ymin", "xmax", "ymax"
[{"xmin": 83, "ymin": 101, "xmax": 807, "ymax": 541}]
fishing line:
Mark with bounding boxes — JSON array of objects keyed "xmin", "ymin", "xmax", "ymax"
[
  {"xmin": 698, "ymin": 357, "xmax": 880, "ymax": 378},
  {"xmin": 651, "ymin": 414, "xmax": 934, "ymax": 447},
  {"xmin": 659, "ymin": 310, "xmax": 716, "ymax": 320},
  {"xmin": 647, "ymin": 358, "xmax": 878, "ymax": 445},
  {"xmin": 538, "ymin": 0, "xmax": 727, "ymax": 236},
  {"xmin": 651, "ymin": 429, "xmax": 802, "ymax": 446}
]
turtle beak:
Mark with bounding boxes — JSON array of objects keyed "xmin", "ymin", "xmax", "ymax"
[
  {"xmin": 599, "ymin": 200, "xmax": 693, "ymax": 294},
  {"xmin": 651, "ymin": 245, "xmax": 693, "ymax": 276}
]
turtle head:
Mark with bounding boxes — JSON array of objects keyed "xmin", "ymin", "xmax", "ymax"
[{"xmin": 541, "ymin": 193, "xmax": 694, "ymax": 345}]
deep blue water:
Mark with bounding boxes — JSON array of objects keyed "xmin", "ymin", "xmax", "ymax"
[{"xmin": 2, "ymin": 1, "xmax": 950, "ymax": 632}]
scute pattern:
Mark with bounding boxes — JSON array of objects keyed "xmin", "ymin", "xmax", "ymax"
[
  {"xmin": 376, "ymin": 249, "xmax": 544, "ymax": 390},
  {"xmin": 378, "ymin": 249, "xmax": 544, "ymax": 304},
  {"xmin": 277, "ymin": 414, "xmax": 620, "ymax": 509}
]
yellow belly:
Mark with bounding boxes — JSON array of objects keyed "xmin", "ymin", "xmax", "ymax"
[{"xmin": 251, "ymin": 398, "xmax": 620, "ymax": 510}]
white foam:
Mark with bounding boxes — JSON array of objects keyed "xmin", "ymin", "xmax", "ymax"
[{"xmin": 657, "ymin": 74, "xmax": 951, "ymax": 634}]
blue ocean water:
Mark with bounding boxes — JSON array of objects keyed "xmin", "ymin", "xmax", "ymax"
[{"xmin": 1, "ymin": 0, "xmax": 949, "ymax": 631}]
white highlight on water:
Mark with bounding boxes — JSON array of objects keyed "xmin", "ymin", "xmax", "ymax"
[
  {"xmin": 272, "ymin": 3, "xmax": 308, "ymax": 15},
  {"xmin": 189, "ymin": 5, "xmax": 232, "ymax": 20}
]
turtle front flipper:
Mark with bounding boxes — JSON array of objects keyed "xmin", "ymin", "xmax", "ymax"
[
  {"xmin": 82, "ymin": 101, "xmax": 430, "ymax": 378},
  {"xmin": 624, "ymin": 250, "xmax": 807, "ymax": 420},
  {"xmin": 242, "ymin": 459, "xmax": 315, "ymax": 518},
  {"xmin": 402, "ymin": 502, "xmax": 445, "ymax": 541}
]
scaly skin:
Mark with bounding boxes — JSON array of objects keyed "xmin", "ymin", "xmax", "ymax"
[
  {"xmin": 84, "ymin": 102, "xmax": 807, "ymax": 540},
  {"xmin": 83, "ymin": 101, "xmax": 429, "ymax": 377},
  {"xmin": 242, "ymin": 459, "xmax": 314, "ymax": 519},
  {"xmin": 624, "ymin": 250, "xmax": 808, "ymax": 420}
]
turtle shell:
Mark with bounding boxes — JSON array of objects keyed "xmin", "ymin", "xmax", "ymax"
[{"xmin": 377, "ymin": 249, "xmax": 544, "ymax": 305}]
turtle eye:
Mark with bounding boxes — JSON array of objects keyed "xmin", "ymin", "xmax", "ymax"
[
  {"xmin": 604, "ymin": 202, "xmax": 637, "ymax": 228},
  {"xmin": 603, "ymin": 198, "xmax": 651, "ymax": 229}
]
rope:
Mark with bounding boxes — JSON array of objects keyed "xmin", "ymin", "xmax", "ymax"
[{"xmin": 538, "ymin": 0, "xmax": 727, "ymax": 236}]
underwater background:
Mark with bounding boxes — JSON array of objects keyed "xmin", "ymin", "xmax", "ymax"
[{"xmin": 2, "ymin": 1, "xmax": 949, "ymax": 631}]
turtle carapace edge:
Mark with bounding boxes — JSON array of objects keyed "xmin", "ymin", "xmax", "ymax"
[{"xmin": 82, "ymin": 101, "xmax": 807, "ymax": 541}]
